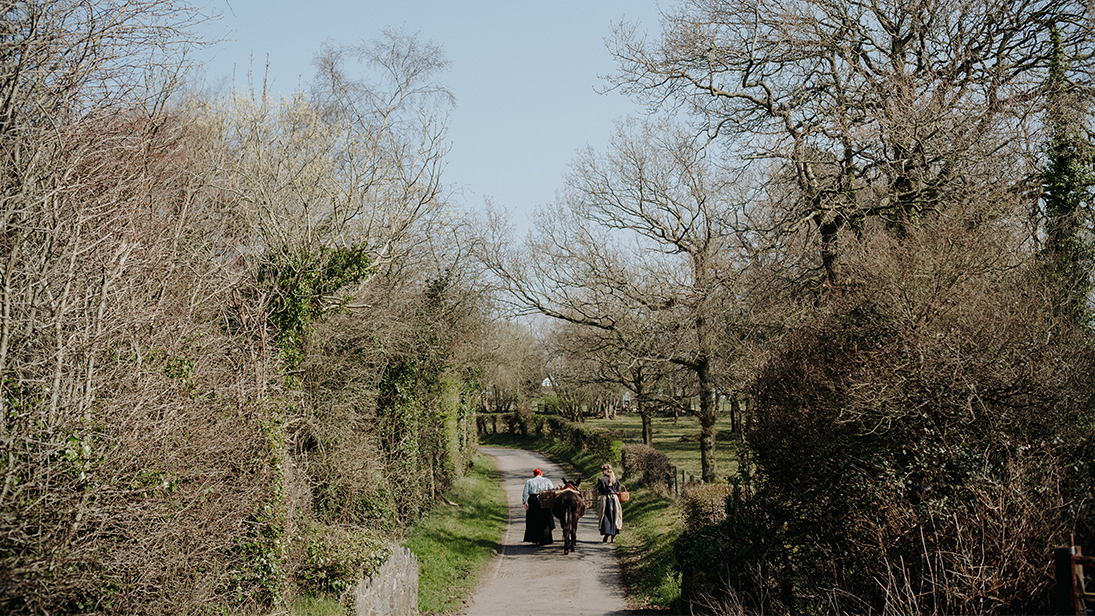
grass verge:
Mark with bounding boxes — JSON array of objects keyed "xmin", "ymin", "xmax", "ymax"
[
  {"xmin": 614, "ymin": 484, "xmax": 683, "ymax": 613},
  {"xmin": 401, "ymin": 451, "xmax": 508, "ymax": 615},
  {"xmin": 290, "ymin": 594, "xmax": 344, "ymax": 616}
]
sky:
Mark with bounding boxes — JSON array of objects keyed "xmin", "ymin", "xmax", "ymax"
[{"xmin": 193, "ymin": 1, "xmax": 671, "ymax": 233}]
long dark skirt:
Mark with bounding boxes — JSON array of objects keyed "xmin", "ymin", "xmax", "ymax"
[
  {"xmin": 599, "ymin": 494, "xmax": 622, "ymax": 536},
  {"xmin": 523, "ymin": 494, "xmax": 553, "ymax": 545}
]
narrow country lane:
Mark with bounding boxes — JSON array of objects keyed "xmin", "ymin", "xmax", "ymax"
[{"xmin": 460, "ymin": 447, "xmax": 631, "ymax": 616}]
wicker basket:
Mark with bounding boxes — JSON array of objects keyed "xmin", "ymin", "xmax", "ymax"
[{"xmin": 581, "ymin": 488, "xmax": 595, "ymax": 508}]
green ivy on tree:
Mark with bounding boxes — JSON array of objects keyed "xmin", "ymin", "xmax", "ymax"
[
  {"xmin": 1042, "ymin": 24, "xmax": 1095, "ymax": 324},
  {"xmin": 259, "ymin": 244, "xmax": 373, "ymax": 368}
]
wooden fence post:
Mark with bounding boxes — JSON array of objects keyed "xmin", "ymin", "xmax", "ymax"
[
  {"xmin": 1054, "ymin": 542, "xmax": 1095, "ymax": 615},
  {"xmin": 1055, "ymin": 546, "xmax": 1078, "ymax": 615}
]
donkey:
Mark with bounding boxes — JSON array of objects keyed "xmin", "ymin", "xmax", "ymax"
[{"xmin": 551, "ymin": 477, "xmax": 586, "ymax": 555}]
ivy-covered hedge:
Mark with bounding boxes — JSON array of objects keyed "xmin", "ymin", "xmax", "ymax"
[{"xmin": 294, "ymin": 520, "xmax": 390, "ymax": 599}]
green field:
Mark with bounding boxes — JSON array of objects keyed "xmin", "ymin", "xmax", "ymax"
[{"xmin": 584, "ymin": 412, "xmax": 741, "ymax": 483}]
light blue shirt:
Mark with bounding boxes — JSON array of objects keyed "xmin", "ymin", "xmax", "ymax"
[{"xmin": 522, "ymin": 475, "xmax": 554, "ymax": 504}]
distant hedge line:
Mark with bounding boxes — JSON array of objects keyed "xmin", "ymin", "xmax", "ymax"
[{"xmin": 476, "ymin": 412, "xmax": 622, "ymax": 468}]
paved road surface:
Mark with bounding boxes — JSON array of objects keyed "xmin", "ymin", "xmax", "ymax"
[{"xmin": 460, "ymin": 447, "xmax": 630, "ymax": 616}]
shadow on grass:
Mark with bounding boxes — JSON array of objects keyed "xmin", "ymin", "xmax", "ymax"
[{"xmin": 617, "ymin": 487, "xmax": 683, "ymax": 613}]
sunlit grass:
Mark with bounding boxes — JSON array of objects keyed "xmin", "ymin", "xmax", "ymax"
[
  {"xmin": 290, "ymin": 593, "xmax": 344, "ymax": 616},
  {"xmin": 585, "ymin": 412, "xmax": 741, "ymax": 482},
  {"xmin": 615, "ymin": 485, "xmax": 683, "ymax": 611},
  {"xmin": 401, "ymin": 452, "xmax": 507, "ymax": 615}
]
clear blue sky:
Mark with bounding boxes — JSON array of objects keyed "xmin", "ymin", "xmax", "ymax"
[{"xmin": 193, "ymin": 1, "xmax": 669, "ymax": 232}]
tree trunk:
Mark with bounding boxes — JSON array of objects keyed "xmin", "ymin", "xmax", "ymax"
[
  {"xmin": 696, "ymin": 333, "xmax": 716, "ymax": 481},
  {"xmin": 730, "ymin": 393, "xmax": 741, "ymax": 435},
  {"xmin": 639, "ymin": 398, "xmax": 653, "ymax": 446},
  {"xmin": 698, "ymin": 389, "xmax": 717, "ymax": 483}
]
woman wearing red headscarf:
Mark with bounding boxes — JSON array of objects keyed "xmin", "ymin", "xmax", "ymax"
[{"xmin": 521, "ymin": 468, "xmax": 555, "ymax": 545}]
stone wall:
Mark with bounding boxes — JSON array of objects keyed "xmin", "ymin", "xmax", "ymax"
[{"xmin": 353, "ymin": 544, "xmax": 419, "ymax": 616}]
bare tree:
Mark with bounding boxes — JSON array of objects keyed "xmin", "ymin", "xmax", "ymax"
[
  {"xmin": 476, "ymin": 320, "xmax": 545, "ymax": 414},
  {"xmin": 546, "ymin": 309, "xmax": 680, "ymax": 443},
  {"xmin": 545, "ymin": 321, "xmax": 621, "ymax": 422},
  {"xmin": 205, "ymin": 31, "xmax": 453, "ymax": 289},
  {"xmin": 1, "ymin": 0, "xmax": 207, "ymax": 423},
  {"xmin": 608, "ymin": 0, "xmax": 1095, "ymax": 285},
  {"xmin": 480, "ymin": 118, "xmax": 746, "ymax": 481}
]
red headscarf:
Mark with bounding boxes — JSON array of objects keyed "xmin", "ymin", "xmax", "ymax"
[{"xmin": 533, "ymin": 469, "xmax": 542, "ymax": 476}]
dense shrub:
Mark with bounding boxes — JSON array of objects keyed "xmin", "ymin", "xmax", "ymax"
[
  {"xmin": 0, "ymin": 110, "xmax": 284, "ymax": 613},
  {"xmin": 294, "ymin": 520, "xmax": 390, "ymax": 600},
  {"xmin": 690, "ymin": 206, "xmax": 1095, "ymax": 614},
  {"xmin": 622, "ymin": 444, "xmax": 674, "ymax": 494},
  {"xmin": 675, "ymin": 484, "xmax": 794, "ymax": 614},
  {"xmin": 293, "ymin": 269, "xmax": 484, "ymax": 531},
  {"xmin": 679, "ymin": 483, "xmax": 730, "ymax": 529},
  {"xmin": 0, "ymin": 17, "xmax": 485, "ymax": 612}
]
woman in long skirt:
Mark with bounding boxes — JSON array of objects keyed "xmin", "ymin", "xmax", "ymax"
[
  {"xmin": 522, "ymin": 468, "xmax": 554, "ymax": 545},
  {"xmin": 597, "ymin": 463, "xmax": 623, "ymax": 542}
]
